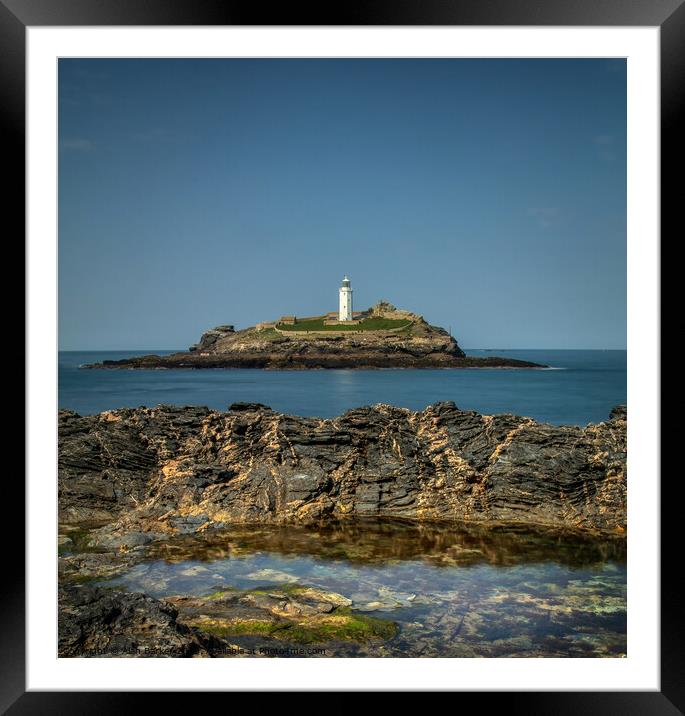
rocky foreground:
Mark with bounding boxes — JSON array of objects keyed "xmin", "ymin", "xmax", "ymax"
[
  {"xmin": 58, "ymin": 402, "xmax": 626, "ymax": 657},
  {"xmin": 59, "ymin": 401, "xmax": 626, "ymax": 543},
  {"xmin": 58, "ymin": 519, "xmax": 626, "ymax": 657},
  {"xmin": 83, "ymin": 305, "xmax": 545, "ymax": 370},
  {"xmin": 59, "ymin": 580, "xmax": 396, "ymax": 657}
]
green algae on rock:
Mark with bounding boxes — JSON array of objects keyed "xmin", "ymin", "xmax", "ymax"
[
  {"xmin": 185, "ymin": 610, "xmax": 397, "ymax": 645},
  {"xmin": 143, "ymin": 583, "xmax": 395, "ymax": 649}
]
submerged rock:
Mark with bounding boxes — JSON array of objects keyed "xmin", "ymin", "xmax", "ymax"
[
  {"xmin": 168, "ymin": 585, "xmax": 396, "ymax": 646},
  {"xmin": 58, "ymin": 403, "xmax": 627, "ymax": 537},
  {"xmin": 58, "ymin": 581, "xmax": 397, "ymax": 657},
  {"xmin": 243, "ymin": 568, "xmax": 300, "ymax": 584}
]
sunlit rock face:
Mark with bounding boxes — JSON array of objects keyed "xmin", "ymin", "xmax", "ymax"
[{"xmin": 58, "ymin": 402, "xmax": 626, "ymax": 542}]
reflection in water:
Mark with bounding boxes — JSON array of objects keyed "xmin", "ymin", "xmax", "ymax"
[
  {"xmin": 145, "ymin": 519, "xmax": 626, "ymax": 568},
  {"xmin": 101, "ymin": 519, "xmax": 627, "ymax": 658}
]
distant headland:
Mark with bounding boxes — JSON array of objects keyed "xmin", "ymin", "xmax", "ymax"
[{"xmin": 84, "ymin": 277, "xmax": 546, "ymax": 370}]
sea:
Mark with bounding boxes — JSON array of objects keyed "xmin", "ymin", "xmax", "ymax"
[{"xmin": 59, "ymin": 348, "xmax": 626, "ymax": 426}]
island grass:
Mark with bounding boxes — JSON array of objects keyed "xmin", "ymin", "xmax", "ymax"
[
  {"xmin": 277, "ymin": 317, "xmax": 412, "ymax": 332},
  {"xmin": 252, "ymin": 327, "xmax": 280, "ymax": 339}
]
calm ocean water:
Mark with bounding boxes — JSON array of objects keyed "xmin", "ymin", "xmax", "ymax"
[{"xmin": 59, "ymin": 349, "xmax": 626, "ymax": 426}]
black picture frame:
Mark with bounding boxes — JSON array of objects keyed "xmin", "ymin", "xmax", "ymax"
[{"xmin": 8, "ymin": 0, "xmax": 672, "ymax": 711}]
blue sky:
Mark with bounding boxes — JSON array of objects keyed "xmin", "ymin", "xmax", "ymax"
[{"xmin": 59, "ymin": 59, "xmax": 626, "ymax": 350}]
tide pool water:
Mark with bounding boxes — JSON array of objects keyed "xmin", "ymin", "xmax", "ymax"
[
  {"xmin": 59, "ymin": 349, "xmax": 626, "ymax": 426},
  {"xmin": 83, "ymin": 521, "xmax": 626, "ymax": 658}
]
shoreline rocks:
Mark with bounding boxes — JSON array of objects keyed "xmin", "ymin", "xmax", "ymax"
[
  {"xmin": 58, "ymin": 583, "xmax": 224, "ymax": 657},
  {"xmin": 58, "ymin": 581, "xmax": 398, "ymax": 657},
  {"xmin": 84, "ymin": 354, "xmax": 545, "ymax": 370},
  {"xmin": 58, "ymin": 402, "xmax": 626, "ymax": 538}
]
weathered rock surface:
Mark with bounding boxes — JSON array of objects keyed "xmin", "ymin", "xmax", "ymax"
[
  {"xmin": 83, "ymin": 306, "xmax": 545, "ymax": 370},
  {"xmin": 166, "ymin": 586, "xmax": 396, "ymax": 646},
  {"xmin": 58, "ymin": 402, "xmax": 626, "ymax": 538},
  {"xmin": 58, "ymin": 581, "xmax": 397, "ymax": 657},
  {"xmin": 58, "ymin": 583, "xmax": 223, "ymax": 657}
]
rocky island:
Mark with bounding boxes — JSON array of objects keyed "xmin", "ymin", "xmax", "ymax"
[{"xmin": 84, "ymin": 299, "xmax": 545, "ymax": 370}]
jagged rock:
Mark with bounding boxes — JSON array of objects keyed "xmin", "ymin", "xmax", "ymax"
[
  {"xmin": 228, "ymin": 402, "xmax": 273, "ymax": 412},
  {"xmin": 58, "ymin": 403, "xmax": 626, "ymax": 537},
  {"xmin": 191, "ymin": 325, "xmax": 236, "ymax": 352},
  {"xmin": 58, "ymin": 406, "xmax": 213, "ymax": 523},
  {"xmin": 609, "ymin": 405, "xmax": 627, "ymax": 421},
  {"xmin": 58, "ymin": 584, "xmax": 222, "ymax": 657}
]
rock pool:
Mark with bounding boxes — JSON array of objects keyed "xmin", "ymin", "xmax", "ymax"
[{"xmin": 59, "ymin": 519, "xmax": 626, "ymax": 658}]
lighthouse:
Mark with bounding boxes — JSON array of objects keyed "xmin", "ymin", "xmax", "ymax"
[{"xmin": 339, "ymin": 275, "xmax": 353, "ymax": 321}]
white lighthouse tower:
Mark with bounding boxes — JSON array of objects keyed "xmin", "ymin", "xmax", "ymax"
[{"xmin": 338, "ymin": 275, "xmax": 353, "ymax": 321}]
